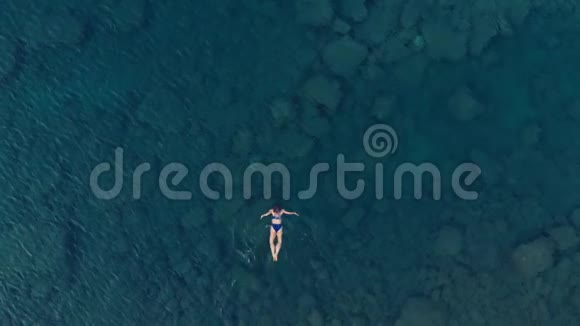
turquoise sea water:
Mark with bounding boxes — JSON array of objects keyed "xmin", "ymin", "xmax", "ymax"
[{"xmin": 2, "ymin": 1, "xmax": 580, "ymax": 325}]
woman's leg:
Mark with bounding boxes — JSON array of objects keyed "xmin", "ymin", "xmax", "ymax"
[
  {"xmin": 274, "ymin": 230, "xmax": 283, "ymax": 259},
  {"xmin": 269, "ymin": 227, "xmax": 276, "ymax": 261}
]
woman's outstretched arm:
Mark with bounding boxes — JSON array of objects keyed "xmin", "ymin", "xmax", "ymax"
[
  {"xmin": 260, "ymin": 209, "xmax": 273, "ymax": 219},
  {"xmin": 282, "ymin": 209, "xmax": 299, "ymax": 216}
]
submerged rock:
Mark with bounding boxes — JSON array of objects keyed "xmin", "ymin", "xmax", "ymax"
[
  {"xmin": 567, "ymin": 100, "xmax": 580, "ymax": 121},
  {"xmin": 570, "ymin": 208, "xmax": 580, "ymax": 229},
  {"xmin": 296, "ymin": 0, "xmax": 334, "ymax": 27},
  {"xmin": 547, "ymin": 226, "xmax": 579, "ymax": 251},
  {"xmin": 332, "ymin": 18, "xmax": 352, "ymax": 34},
  {"xmin": 447, "ymin": 86, "xmax": 486, "ymax": 121},
  {"xmin": 469, "ymin": 13, "xmax": 499, "ymax": 56},
  {"xmin": 499, "ymin": 0, "xmax": 531, "ymax": 27},
  {"xmin": 520, "ymin": 124, "xmax": 542, "ymax": 146},
  {"xmin": 433, "ymin": 226, "xmax": 463, "ymax": 256},
  {"xmin": 512, "ymin": 237, "xmax": 555, "ymax": 278},
  {"xmin": 339, "ymin": 0, "xmax": 368, "ymax": 22},
  {"xmin": 301, "ymin": 75, "xmax": 342, "ymax": 112},
  {"xmin": 322, "ymin": 36, "xmax": 368, "ymax": 78},
  {"xmin": 300, "ymin": 114, "xmax": 332, "ymax": 139},
  {"xmin": 370, "ymin": 95, "xmax": 396, "ymax": 121},
  {"xmin": 393, "ymin": 54, "xmax": 429, "ymax": 87},
  {"xmin": 355, "ymin": 1, "xmax": 401, "ymax": 45},
  {"xmin": 401, "ymin": 0, "xmax": 428, "ymax": 28},
  {"xmin": 394, "ymin": 297, "xmax": 447, "ymax": 326},
  {"xmin": 379, "ymin": 29, "xmax": 419, "ymax": 64},
  {"xmin": 270, "ymin": 98, "xmax": 297, "ymax": 127},
  {"xmin": 308, "ymin": 308, "xmax": 324, "ymax": 326},
  {"xmin": 421, "ymin": 18, "xmax": 468, "ymax": 61}
]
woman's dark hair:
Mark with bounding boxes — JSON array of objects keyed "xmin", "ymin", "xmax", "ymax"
[{"xmin": 272, "ymin": 204, "xmax": 281, "ymax": 212}]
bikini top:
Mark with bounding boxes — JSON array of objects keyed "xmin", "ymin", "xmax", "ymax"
[{"xmin": 272, "ymin": 213, "xmax": 282, "ymax": 220}]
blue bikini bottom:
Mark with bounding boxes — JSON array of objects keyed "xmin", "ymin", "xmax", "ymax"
[{"xmin": 272, "ymin": 224, "xmax": 283, "ymax": 232}]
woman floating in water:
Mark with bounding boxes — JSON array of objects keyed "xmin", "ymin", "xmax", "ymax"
[{"xmin": 260, "ymin": 205, "xmax": 299, "ymax": 262}]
